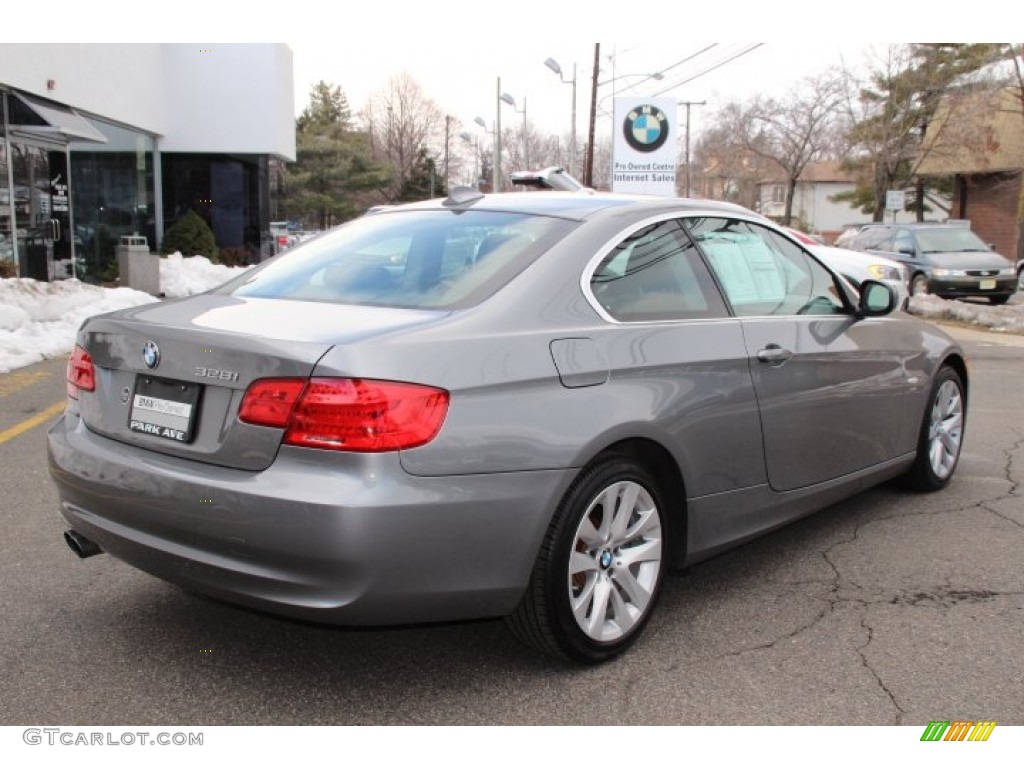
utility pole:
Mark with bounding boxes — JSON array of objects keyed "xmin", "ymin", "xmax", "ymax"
[
  {"xmin": 585, "ymin": 43, "xmax": 600, "ymax": 188},
  {"xmin": 678, "ymin": 100, "xmax": 706, "ymax": 198}
]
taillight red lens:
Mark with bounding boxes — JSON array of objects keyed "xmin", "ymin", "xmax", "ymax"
[
  {"xmin": 66, "ymin": 345, "xmax": 96, "ymax": 398},
  {"xmin": 238, "ymin": 378, "xmax": 307, "ymax": 428},
  {"xmin": 239, "ymin": 377, "xmax": 449, "ymax": 452}
]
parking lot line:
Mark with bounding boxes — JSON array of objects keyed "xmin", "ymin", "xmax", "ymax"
[
  {"xmin": 0, "ymin": 401, "xmax": 66, "ymax": 446},
  {"xmin": 0, "ymin": 370, "xmax": 51, "ymax": 398}
]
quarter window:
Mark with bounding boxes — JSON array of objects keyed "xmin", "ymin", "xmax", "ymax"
[{"xmin": 590, "ymin": 219, "xmax": 728, "ymax": 322}]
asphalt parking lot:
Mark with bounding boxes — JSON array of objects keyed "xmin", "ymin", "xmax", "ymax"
[{"xmin": 0, "ymin": 323, "xmax": 1021, "ymax": 726}]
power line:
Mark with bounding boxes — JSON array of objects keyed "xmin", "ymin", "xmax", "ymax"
[
  {"xmin": 612, "ymin": 44, "xmax": 721, "ymax": 96},
  {"xmin": 652, "ymin": 43, "xmax": 765, "ymax": 97}
]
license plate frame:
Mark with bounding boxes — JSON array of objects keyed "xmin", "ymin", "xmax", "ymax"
[{"xmin": 128, "ymin": 376, "xmax": 201, "ymax": 443}]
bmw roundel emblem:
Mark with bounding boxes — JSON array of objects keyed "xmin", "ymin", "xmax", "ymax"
[
  {"xmin": 143, "ymin": 341, "xmax": 161, "ymax": 369},
  {"xmin": 623, "ymin": 104, "xmax": 670, "ymax": 152}
]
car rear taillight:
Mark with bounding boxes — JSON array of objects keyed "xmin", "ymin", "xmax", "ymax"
[
  {"xmin": 239, "ymin": 377, "xmax": 449, "ymax": 452},
  {"xmin": 237, "ymin": 379, "xmax": 307, "ymax": 427},
  {"xmin": 66, "ymin": 345, "xmax": 96, "ymax": 399}
]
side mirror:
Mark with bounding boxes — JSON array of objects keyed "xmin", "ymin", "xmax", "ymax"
[
  {"xmin": 898, "ymin": 246, "xmax": 915, "ymax": 256},
  {"xmin": 856, "ymin": 280, "xmax": 897, "ymax": 318}
]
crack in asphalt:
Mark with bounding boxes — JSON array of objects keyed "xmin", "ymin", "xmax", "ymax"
[
  {"xmin": 980, "ymin": 431, "xmax": 1024, "ymax": 528},
  {"xmin": 855, "ymin": 613, "xmax": 905, "ymax": 724},
  {"xmin": 653, "ymin": 429, "xmax": 1024, "ymax": 720}
]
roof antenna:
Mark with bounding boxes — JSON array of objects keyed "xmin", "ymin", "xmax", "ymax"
[{"xmin": 444, "ymin": 186, "xmax": 485, "ymax": 206}]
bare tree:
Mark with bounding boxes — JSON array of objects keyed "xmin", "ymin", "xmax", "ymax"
[
  {"xmin": 689, "ymin": 124, "xmax": 776, "ymax": 209},
  {"xmin": 720, "ymin": 71, "xmax": 846, "ymax": 225},
  {"xmin": 361, "ymin": 73, "xmax": 448, "ymax": 201}
]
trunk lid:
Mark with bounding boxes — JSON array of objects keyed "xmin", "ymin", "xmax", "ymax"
[{"xmin": 75, "ymin": 294, "xmax": 447, "ymax": 470}]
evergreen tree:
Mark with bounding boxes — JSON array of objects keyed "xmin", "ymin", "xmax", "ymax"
[
  {"xmin": 297, "ymin": 81, "xmax": 352, "ymax": 131},
  {"xmin": 283, "ymin": 82, "xmax": 390, "ymax": 230},
  {"xmin": 837, "ymin": 44, "xmax": 1004, "ymax": 221},
  {"xmin": 161, "ymin": 209, "xmax": 218, "ymax": 261}
]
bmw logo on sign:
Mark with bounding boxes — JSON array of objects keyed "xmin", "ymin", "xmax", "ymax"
[
  {"xmin": 143, "ymin": 341, "xmax": 161, "ymax": 369},
  {"xmin": 624, "ymin": 104, "xmax": 670, "ymax": 152}
]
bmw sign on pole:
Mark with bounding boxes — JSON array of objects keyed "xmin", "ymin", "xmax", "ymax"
[{"xmin": 612, "ymin": 98, "xmax": 678, "ymax": 197}]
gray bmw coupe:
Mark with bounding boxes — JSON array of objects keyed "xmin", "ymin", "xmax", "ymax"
[{"xmin": 49, "ymin": 186, "xmax": 967, "ymax": 663}]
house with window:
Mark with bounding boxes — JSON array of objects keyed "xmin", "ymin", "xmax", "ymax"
[
  {"xmin": 755, "ymin": 161, "xmax": 927, "ymax": 242},
  {"xmin": 917, "ymin": 87, "xmax": 1023, "ymax": 262}
]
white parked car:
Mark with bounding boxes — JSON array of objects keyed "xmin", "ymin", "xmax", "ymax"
[
  {"xmin": 781, "ymin": 227, "xmax": 909, "ymax": 306},
  {"xmin": 808, "ymin": 245, "xmax": 910, "ymax": 307}
]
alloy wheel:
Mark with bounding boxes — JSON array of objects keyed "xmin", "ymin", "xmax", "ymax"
[
  {"xmin": 567, "ymin": 480, "xmax": 663, "ymax": 642},
  {"xmin": 928, "ymin": 379, "xmax": 964, "ymax": 480}
]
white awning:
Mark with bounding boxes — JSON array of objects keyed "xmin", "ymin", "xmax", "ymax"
[{"xmin": 9, "ymin": 92, "xmax": 108, "ymax": 144}]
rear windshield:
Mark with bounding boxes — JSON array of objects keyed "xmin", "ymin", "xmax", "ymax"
[
  {"xmin": 915, "ymin": 227, "xmax": 989, "ymax": 253},
  {"xmin": 220, "ymin": 210, "xmax": 575, "ymax": 309}
]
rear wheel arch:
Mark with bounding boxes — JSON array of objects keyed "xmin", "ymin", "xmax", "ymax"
[
  {"xmin": 589, "ymin": 438, "xmax": 688, "ymax": 567},
  {"xmin": 939, "ymin": 354, "xmax": 969, "ymax": 406}
]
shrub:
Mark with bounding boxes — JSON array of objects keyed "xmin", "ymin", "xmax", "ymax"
[{"xmin": 161, "ymin": 210, "xmax": 219, "ymax": 262}]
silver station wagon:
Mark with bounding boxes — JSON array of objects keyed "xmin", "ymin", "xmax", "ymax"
[{"xmin": 50, "ymin": 186, "xmax": 968, "ymax": 663}]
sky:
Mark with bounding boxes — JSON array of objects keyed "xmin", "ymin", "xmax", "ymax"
[
  {"xmin": 21, "ymin": 0, "xmax": 1010, "ymax": 147},
  {"xmin": 289, "ymin": 40, "xmax": 865, "ymax": 141}
]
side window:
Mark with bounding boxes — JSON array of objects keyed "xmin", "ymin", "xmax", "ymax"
[
  {"xmin": 590, "ymin": 219, "xmax": 728, "ymax": 322},
  {"xmin": 685, "ymin": 217, "xmax": 848, "ymax": 317},
  {"xmin": 893, "ymin": 230, "xmax": 915, "ymax": 255},
  {"xmin": 855, "ymin": 227, "xmax": 895, "ymax": 251}
]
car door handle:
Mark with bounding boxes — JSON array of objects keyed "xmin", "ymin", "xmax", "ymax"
[{"xmin": 757, "ymin": 344, "xmax": 793, "ymax": 365}]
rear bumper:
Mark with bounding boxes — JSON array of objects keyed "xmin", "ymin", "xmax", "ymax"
[{"xmin": 48, "ymin": 412, "xmax": 572, "ymax": 625}]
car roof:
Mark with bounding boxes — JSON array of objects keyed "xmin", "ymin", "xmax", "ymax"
[{"xmin": 370, "ymin": 190, "xmax": 759, "ymax": 222}]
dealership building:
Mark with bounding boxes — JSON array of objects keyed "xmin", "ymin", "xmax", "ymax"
[{"xmin": 0, "ymin": 44, "xmax": 295, "ymax": 281}]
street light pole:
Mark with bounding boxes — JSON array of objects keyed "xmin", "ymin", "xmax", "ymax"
[
  {"xmin": 544, "ymin": 57, "xmax": 577, "ymax": 177},
  {"xmin": 494, "ymin": 76, "xmax": 502, "ymax": 192},
  {"xmin": 679, "ymin": 100, "xmax": 706, "ymax": 198},
  {"xmin": 500, "ymin": 92, "xmax": 528, "ymax": 169},
  {"xmin": 459, "ymin": 131, "xmax": 479, "ymax": 189},
  {"xmin": 569, "ymin": 64, "xmax": 576, "ymax": 177}
]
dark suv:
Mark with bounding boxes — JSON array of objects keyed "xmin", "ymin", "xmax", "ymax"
[{"xmin": 847, "ymin": 223, "xmax": 1017, "ymax": 304}]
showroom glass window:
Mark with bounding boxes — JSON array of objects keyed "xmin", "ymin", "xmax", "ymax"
[
  {"xmin": 0, "ymin": 97, "xmax": 12, "ymax": 273},
  {"xmin": 70, "ymin": 117, "xmax": 156, "ymax": 283}
]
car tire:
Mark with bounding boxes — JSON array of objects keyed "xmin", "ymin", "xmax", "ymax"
[
  {"xmin": 988, "ymin": 295, "xmax": 1010, "ymax": 305},
  {"xmin": 911, "ymin": 273, "xmax": 929, "ymax": 296},
  {"xmin": 903, "ymin": 366, "xmax": 966, "ymax": 492},
  {"xmin": 506, "ymin": 454, "xmax": 668, "ymax": 663},
  {"xmin": 1017, "ymin": 267, "xmax": 1024, "ymax": 292}
]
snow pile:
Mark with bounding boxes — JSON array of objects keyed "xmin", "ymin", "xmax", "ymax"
[
  {"xmin": 0, "ymin": 279, "xmax": 157, "ymax": 373},
  {"xmin": 0, "ymin": 254, "xmax": 253, "ymax": 374},
  {"xmin": 159, "ymin": 252, "xmax": 251, "ymax": 298},
  {"xmin": 908, "ymin": 295, "xmax": 1024, "ymax": 334}
]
